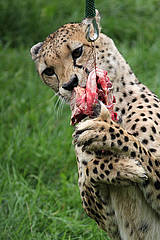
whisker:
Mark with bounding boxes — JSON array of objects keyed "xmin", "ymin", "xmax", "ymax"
[
  {"xmin": 59, "ymin": 97, "xmax": 65, "ymax": 116},
  {"xmin": 57, "ymin": 96, "xmax": 66, "ymax": 118},
  {"xmin": 39, "ymin": 94, "xmax": 61, "ymax": 130},
  {"xmin": 54, "ymin": 97, "xmax": 61, "ymax": 114},
  {"xmin": 57, "ymin": 99, "xmax": 61, "ymax": 119},
  {"xmin": 50, "ymin": 91, "xmax": 60, "ymax": 102}
]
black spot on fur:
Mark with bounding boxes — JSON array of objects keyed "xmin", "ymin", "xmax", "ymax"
[
  {"xmin": 133, "ymin": 132, "xmax": 139, "ymax": 137},
  {"xmin": 90, "ymin": 177, "xmax": 96, "ymax": 184},
  {"xmin": 147, "ymin": 105, "xmax": 152, "ymax": 108},
  {"xmin": 133, "ymin": 142, "xmax": 138, "ymax": 149},
  {"xmin": 131, "ymin": 124, "xmax": 136, "ymax": 131},
  {"xmin": 135, "ymin": 118, "xmax": 140, "ymax": 122},
  {"xmin": 84, "ymin": 200, "xmax": 88, "ymax": 207},
  {"xmin": 111, "ymin": 142, "xmax": 115, "ymax": 147},
  {"xmin": 139, "ymin": 147, "xmax": 142, "ymax": 154},
  {"xmin": 86, "ymin": 168, "xmax": 89, "ymax": 176},
  {"xmin": 140, "ymin": 126, "xmax": 147, "ymax": 132},
  {"xmin": 143, "ymin": 118, "xmax": 147, "ymax": 121},
  {"xmin": 149, "ymin": 148, "xmax": 157, "ymax": 153},
  {"xmin": 122, "ymin": 146, "xmax": 128, "ymax": 152},
  {"xmin": 153, "ymin": 103, "xmax": 159, "ymax": 108},
  {"xmin": 123, "ymin": 92, "xmax": 127, "ymax": 97},
  {"xmin": 150, "ymin": 135, "xmax": 155, "ymax": 141},
  {"xmin": 148, "ymin": 159, "xmax": 153, "ymax": 167},
  {"xmin": 81, "ymin": 191, "xmax": 85, "ymax": 197},
  {"xmin": 93, "ymin": 167, "xmax": 98, "ymax": 174},
  {"xmin": 117, "ymin": 140, "xmax": 122, "ymax": 146},
  {"xmin": 105, "ymin": 170, "xmax": 110, "ymax": 175},
  {"xmin": 154, "ymin": 120, "xmax": 158, "ymax": 125},
  {"xmin": 155, "ymin": 160, "xmax": 160, "ymax": 167},
  {"xmin": 157, "ymin": 113, "xmax": 160, "ymax": 119},
  {"xmin": 151, "ymin": 126, "xmax": 156, "ymax": 134},
  {"xmin": 109, "ymin": 127, "xmax": 114, "ymax": 133},
  {"xmin": 137, "ymin": 105, "xmax": 143, "ymax": 109},
  {"xmin": 147, "ymin": 165, "xmax": 152, "ymax": 172},
  {"xmin": 124, "ymin": 136, "xmax": 129, "ymax": 142},
  {"xmin": 155, "ymin": 170, "xmax": 160, "ymax": 179},
  {"xmin": 154, "ymin": 180, "xmax": 160, "ymax": 190},
  {"xmin": 132, "ymin": 97, "xmax": 137, "ymax": 102},
  {"xmin": 144, "ymin": 98, "xmax": 149, "ymax": 103},
  {"xmin": 96, "ymin": 202, "xmax": 103, "ymax": 210},
  {"xmin": 82, "ymin": 160, "xmax": 88, "ymax": 165},
  {"xmin": 100, "ymin": 163, "xmax": 105, "ymax": 170},
  {"xmin": 121, "ymin": 108, "xmax": 125, "ymax": 114},
  {"xmin": 129, "ymin": 90, "xmax": 133, "ymax": 95},
  {"xmin": 119, "ymin": 129, "xmax": 124, "ymax": 134},
  {"xmin": 100, "ymin": 174, "xmax": 105, "ymax": 179},
  {"xmin": 103, "ymin": 136, "xmax": 107, "ymax": 141},
  {"xmin": 141, "ymin": 94, "xmax": 146, "ymax": 98},
  {"xmin": 116, "ymin": 133, "xmax": 120, "ymax": 138},
  {"xmin": 108, "ymin": 163, "xmax": 113, "ymax": 170},
  {"xmin": 111, "ymin": 134, "xmax": 116, "ymax": 140},
  {"xmin": 130, "ymin": 151, "xmax": 136, "ymax": 158},
  {"xmin": 93, "ymin": 160, "xmax": 99, "ymax": 165},
  {"xmin": 142, "ymin": 139, "xmax": 148, "ymax": 145},
  {"xmin": 143, "ymin": 148, "xmax": 148, "ymax": 155}
]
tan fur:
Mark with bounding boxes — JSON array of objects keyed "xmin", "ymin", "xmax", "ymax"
[{"xmin": 31, "ymin": 14, "xmax": 160, "ymax": 240}]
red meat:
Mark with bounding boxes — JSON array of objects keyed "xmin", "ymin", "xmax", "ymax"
[{"xmin": 70, "ymin": 68, "xmax": 117, "ymax": 125}]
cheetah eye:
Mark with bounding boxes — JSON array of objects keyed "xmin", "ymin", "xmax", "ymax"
[
  {"xmin": 72, "ymin": 46, "xmax": 83, "ymax": 59},
  {"xmin": 42, "ymin": 67, "xmax": 55, "ymax": 76}
]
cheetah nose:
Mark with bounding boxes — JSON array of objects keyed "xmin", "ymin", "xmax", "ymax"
[{"xmin": 62, "ymin": 74, "xmax": 78, "ymax": 91}]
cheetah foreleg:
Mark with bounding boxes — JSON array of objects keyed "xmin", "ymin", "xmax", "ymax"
[{"xmin": 73, "ymin": 117, "xmax": 150, "ymax": 185}]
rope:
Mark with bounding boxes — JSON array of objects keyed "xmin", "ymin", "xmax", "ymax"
[
  {"xmin": 85, "ymin": 0, "xmax": 96, "ymax": 18},
  {"xmin": 85, "ymin": 0, "xmax": 99, "ymax": 42}
]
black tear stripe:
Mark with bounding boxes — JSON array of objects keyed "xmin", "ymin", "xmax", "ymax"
[
  {"xmin": 55, "ymin": 72, "xmax": 60, "ymax": 90},
  {"xmin": 73, "ymin": 59, "xmax": 83, "ymax": 69},
  {"xmin": 85, "ymin": 68, "xmax": 90, "ymax": 75}
]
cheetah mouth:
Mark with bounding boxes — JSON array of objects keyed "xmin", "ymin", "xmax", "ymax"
[{"xmin": 70, "ymin": 68, "xmax": 115, "ymax": 125}]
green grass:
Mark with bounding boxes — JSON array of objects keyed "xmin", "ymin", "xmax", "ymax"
[{"xmin": 0, "ymin": 1, "xmax": 160, "ymax": 239}]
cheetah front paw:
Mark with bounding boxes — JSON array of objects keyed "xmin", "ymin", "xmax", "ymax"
[{"xmin": 73, "ymin": 106, "xmax": 113, "ymax": 152}]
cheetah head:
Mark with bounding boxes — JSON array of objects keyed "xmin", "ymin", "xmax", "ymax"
[{"xmin": 30, "ymin": 12, "xmax": 118, "ymax": 123}]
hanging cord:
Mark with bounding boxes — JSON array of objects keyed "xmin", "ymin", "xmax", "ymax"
[
  {"xmin": 85, "ymin": 0, "xmax": 99, "ymax": 42},
  {"xmin": 85, "ymin": 0, "xmax": 99, "ymax": 72},
  {"xmin": 85, "ymin": 0, "xmax": 96, "ymax": 17}
]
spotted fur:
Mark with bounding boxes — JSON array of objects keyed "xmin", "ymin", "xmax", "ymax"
[{"xmin": 31, "ymin": 12, "xmax": 160, "ymax": 240}]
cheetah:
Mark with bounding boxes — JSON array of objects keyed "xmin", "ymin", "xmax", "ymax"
[{"xmin": 30, "ymin": 11, "xmax": 160, "ymax": 240}]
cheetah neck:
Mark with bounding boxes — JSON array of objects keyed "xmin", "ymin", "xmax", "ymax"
[
  {"xmin": 96, "ymin": 34, "xmax": 139, "ymax": 88},
  {"xmin": 95, "ymin": 33, "xmax": 151, "ymax": 124}
]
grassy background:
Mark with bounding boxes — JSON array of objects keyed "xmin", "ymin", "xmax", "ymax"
[{"xmin": 0, "ymin": 0, "xmax": 160, "ymax": 239}]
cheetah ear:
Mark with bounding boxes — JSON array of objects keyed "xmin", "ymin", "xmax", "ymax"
[
  {"xmin": 95, "ymin": 9, "xmax": 101, "ymax": 30},
  {"xmin": 82, "ymin": 9, "xmax": 101, "ymax": 33},
  {"xmin": 30, "ymin": 42, "xmax": 43, "ymax": 61}
]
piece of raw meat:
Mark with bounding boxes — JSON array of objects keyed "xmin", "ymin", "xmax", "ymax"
[{"xmin": 70, "ymin": 68, "xmax": 117, "ymax": 125}]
